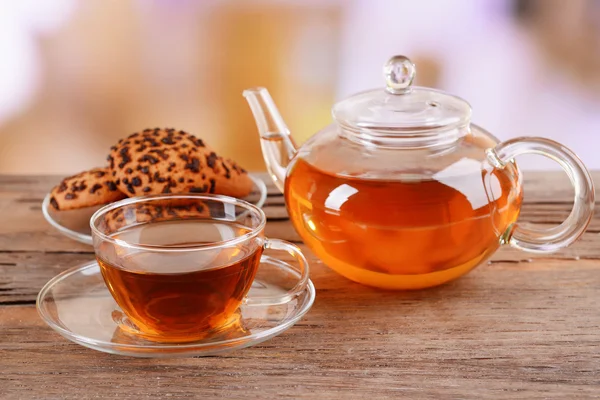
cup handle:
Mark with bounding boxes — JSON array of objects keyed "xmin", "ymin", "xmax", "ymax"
[
  {"xmin": 244, "ymin": 238, "xmax": 310, "ymax": 306},
  {"xmin": 486, "ymin": 137, "xmax": 595, "ymax": 253}
]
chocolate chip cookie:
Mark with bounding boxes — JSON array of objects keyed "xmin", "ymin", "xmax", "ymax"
[
  {"xmin": 50, "ymin": 167, "xmax": 126, "ymax": 210},
  {"xmin": 99, "ymin": 199, "xmax": 210, "ymax": 234},
  {"xmin": 108, "ymin": 128, "xmax": 253, "ymax": 198}
]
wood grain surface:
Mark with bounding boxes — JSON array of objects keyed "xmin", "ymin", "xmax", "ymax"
[{"xmin": 1, "ymin": 172, "xmax": 599, "ymax": 399}]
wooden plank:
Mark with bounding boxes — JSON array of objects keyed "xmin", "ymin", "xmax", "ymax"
[
  {"xmin": 0, "ymin": 252, "xmax": 94, "ymax": 304},
  {"xmin": 2, "ymin": 258, "xmax": 600, "ymax": 398}
]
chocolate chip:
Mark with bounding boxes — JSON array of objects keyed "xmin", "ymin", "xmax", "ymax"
[
  {"xmin": 137, "ymin": 208, "xmax": 151, "ymax": 216},
  {"xmin": 209, "ymin": 178, "xmax": 216, "ymax": 193},
  {"xmin": 65, "ymin": 193, "xmax": 77, "ymax": 200},
  {"xmin": 178, "ymin": 177, "xmax": 184, "ymax": 183},
  {"xmin": 122, "ymin": 178, "xmax": 129, "ymax": 184},
  {"xmin": 117, "ymin": 146, "xmax": 132, "ymax": 168},
  {"xmin": 189, "ymin": 186, "xmax": 207, "ymax": 193},
  {"xmin": 162, "ymin": 185, "xmax": 171, "ymax": 194},
  {"xmin": 181, "ymin": 143, "xmax": 189, "ymax": 149},
  {"xmin": 143, "ymin": 128, "xmax": 152, "ymax": 133},
  {"xmin": 161, "ymin": 137, "xmax": 175, "ymax": 145},
  {"xmin": 196, "ymin": 205, "xmax": 204, "ymax": 213},
  {"xmin": 179, "ymin": 154, "xmax": 189, "ymax": 162},
  {"xmin": 90, "ymin": 184, "xmax": 103, "ymax": 194},
  {"xmin": 157, "ymin": 177, "xmax": 167, "ymax": 183},
  {"xmin": 141, "ymin": 166, "xmax": 149, "ymax": 174},
  {"xmin": 72, "ymin": 182, "xmax": 87, "ymax": 192},
  {"xmin": 143, "ymin": 187, "xmax": 151, "ymax": 193},
  {"xmin": 126, "ymin": 168, "xmax": 133, "ymax": 174},
  {"xmin": 131, "ymin": 177, "xmax": 142, "ymax": 187},
  {"xmin": 185, "ymin": 157, "xmax": 200, "ymax": 173},
  {"xmin": 95, "ymin": 170, "xmax": 106, "ymax": 178},
  {"xmin": 136, "ymin": 145, "xmax": 147, "ymax": 152},
  {"xmin": 142, "ymin": 136, "xmax": 160, "ymax": 147},
  {"xmin": 187, "ymin": 179, "xmax": 194, "ymax": 183},
  {"xmin": 50, "ymin": 197, "xmax": 59, "ymax": 210},
  {"xmin": 57, "ymin": 182, "xmax": 68, "ymax": 193},
  {"xmin": 139, "ymin": 154, "xmax": 159, "ymax": 165},
  {"xmin": 206, "ymin": 152, "xmax": 218, "ymax": 169},
  {"xmin": 193, "ymin": 138, "xmax": 205, "ymax": 147},
  {"xmin": 222, "ymin": 163, "xmax": 231, "ymax": 179},
  {"xmin": 148, "ymin": 149, "xmax": 169, "ymax": 160},
  {"xmin": 126, "ymin": 184, "xmax": 135, "ymax": 194}
]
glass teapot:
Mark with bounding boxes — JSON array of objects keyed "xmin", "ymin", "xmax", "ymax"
[{"xmin": 243, "ymin": 55, "xmax": 595, "ymax": 290}]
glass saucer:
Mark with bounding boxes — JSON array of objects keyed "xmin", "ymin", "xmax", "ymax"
[
  {"xmin": 42, "ymin": 173, "xmax": 268, "ymax": 245},
  {"xmin": 37, "ymin": 257, "xmax": 315, "ymax": 358}
]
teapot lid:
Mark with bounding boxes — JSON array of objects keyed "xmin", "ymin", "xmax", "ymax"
[{"xmin": 332, "ymin": 56, "xmax": 472, "ymax": 134}]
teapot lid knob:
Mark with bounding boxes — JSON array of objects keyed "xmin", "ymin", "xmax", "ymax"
[{"xmin": 383, "ymin": 55, "xmax": 416, "ymax": 94}]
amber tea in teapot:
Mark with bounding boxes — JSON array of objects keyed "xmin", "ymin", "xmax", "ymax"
[
  {"xmin": 286, "ymin": 138, "xmax": 522, "ymax": 289},
  {"xmin": 245, "ymin": 55, "xmax": 594, "ymax": 290}
]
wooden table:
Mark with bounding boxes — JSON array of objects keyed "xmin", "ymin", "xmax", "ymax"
[{"xmin": 1, "ymin": 172, "xmax": 599, "ymax": 399}]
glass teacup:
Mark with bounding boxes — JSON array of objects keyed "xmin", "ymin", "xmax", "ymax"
[{"xmin": 90, "ymin": 194, "xmax": 309, "ymax": 343}]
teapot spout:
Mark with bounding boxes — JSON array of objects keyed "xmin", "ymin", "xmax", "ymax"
[{"xmin": 243, "ymin": 87, "xmax": 297, "ymax": 193}]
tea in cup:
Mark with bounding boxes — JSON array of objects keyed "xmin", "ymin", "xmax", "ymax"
[{"xmin": 90, "ymin": 194, "xmax": 309, "ymax": 343}]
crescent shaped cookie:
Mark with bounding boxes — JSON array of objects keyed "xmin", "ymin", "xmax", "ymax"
[
  {"xmin": 50, "ymin": 167, "xmax": 126, "ymax": 210},
  {"xmin": 108, "ymin": 128, "xmax": 253, "ymax": 198}
]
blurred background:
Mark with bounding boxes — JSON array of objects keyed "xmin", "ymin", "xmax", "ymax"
[{"xmin": 1, "ymin": 0, "xmax": 599, "ymax": 174}]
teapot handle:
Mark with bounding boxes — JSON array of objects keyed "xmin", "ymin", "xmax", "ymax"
[{"xmin": 486, "ymin": 137, "xmax": 594, "ymax": 253}]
